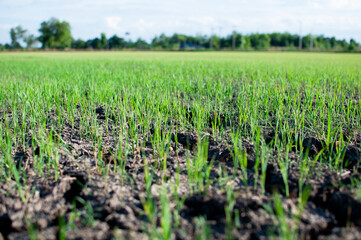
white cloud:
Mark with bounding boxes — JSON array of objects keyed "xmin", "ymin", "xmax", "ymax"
[
  {"xmin": 310, "ymin": 0, "xmax": 361, "ymax": 9},
  {"xmin": 0, "ymin": 24, "xmax": 13, "ymax": 30},
  {"xmin": 134, "ymin": 18, "xmax": 155, "ymax": 35},
  {"xmin": 105, "ymin": 16, "xmax": 122, "ymax": 30},
  {"xmin": 1, "ymin": 0, "xmax": 361, "ymax": 43},
  {"xmin": 188, "ymin": 16, "xmax": 215, "ymax": 26}
]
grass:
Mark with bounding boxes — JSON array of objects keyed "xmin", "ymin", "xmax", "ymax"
[{"xmin": 0, "ymin": 51, "xmax": 361, "ymax": 239}]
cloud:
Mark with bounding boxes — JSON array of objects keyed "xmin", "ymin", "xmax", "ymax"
[
  {"xmin": 1, "ymin": 0, "xmax": 361, "ymax": 43},
  {"xmin": 188, "ymin": 16, "xmax": 215, "ymax": 26},
  {"xmin": 0, "ymin": 24, "xmax": 14, "ymax": 30},
  {"xmin": 134, "ymin": 18, "xmax": 155, "ymax": 34},
  {"xmin": 310, "ymin": 0, "xmax": 361, "ymax": 10},
  {"xmin": 105, "ymin": 16, "xmax": 122, "ymax": 30}
]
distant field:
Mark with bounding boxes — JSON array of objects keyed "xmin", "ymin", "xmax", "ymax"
[{"xmin": 1, "ymin": 52, "xmax": 361, "ymax": 239}]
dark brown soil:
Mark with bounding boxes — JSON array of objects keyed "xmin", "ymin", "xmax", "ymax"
[{"xmin": 1, "ymin": 111, "xmax": 361, "ymax": 240}]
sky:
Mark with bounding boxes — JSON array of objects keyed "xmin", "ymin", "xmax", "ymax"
[{"xmin": 1, "ymin": 0, "xmax": 361, "ymax": 45}]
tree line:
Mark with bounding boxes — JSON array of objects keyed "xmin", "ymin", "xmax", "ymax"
[{"xmin": 1, "ymin": 17, "xmax": 360, "ymax": 52}]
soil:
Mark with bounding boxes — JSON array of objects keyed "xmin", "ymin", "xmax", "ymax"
[{"xmin": 1, "ymin": 107, "xmax": 361, "ymax": 240}]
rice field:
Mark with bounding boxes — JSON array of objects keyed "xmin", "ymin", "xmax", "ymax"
[{"xmin": 1, "ymin": 52, "xmax": 361, "ymax": 239}]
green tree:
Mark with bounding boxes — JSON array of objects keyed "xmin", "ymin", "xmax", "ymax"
[
  {"xmin": 347, "ymin": 38, "xmax": 359, "ymax": 52},
  {"xmin": 330, "ymin": 37, "xmax": 337, "ymax": 48},
  {"xmin": 10, "ymin": 28, "xmax": 17, "ymax": 47},
  {"xmin": 87, "ymin": 38, "xmax": 101, "ymax": 49},
  {"xmin": 134, "ymin": 38, "xmax": 150, "ymax": 49},
  {"xmin": 302, "ymin": 35, "xmax": 311, "ymax": 49},
  {"xmin": 209, "ymin": 35, "xmax": 220, "ymax": 49},
  {"xmin": 250, "ymin": 33, "xmax": 270, "ymax": 50},
  {"xmin": 23, "ymin": 34, "xmax": 38, "ymax": 49},
  {"xmin": 169, "ymin": 34, "xmax": 187, "ymax": 49},
  {"xmin": 151, "ymin": 33, "xmax": 170, "ymax": 49},
  {"xmin": 242, "ymin": 36, "xmax": 251, "ymax": 49},
  {"xmin": 269, "ymin": 32, "xmax": 297, "ymax": 48},
  {"xmin": 38, "ymin": 18, "xmax": 72, "ymax": 49},
  {"xmin": 10, "ymin": 26, "xmax": 27, "ymax": 48},
  {"xmin": 100, "ymin": 33, "xmax": 107, "ymax": 49},
  {"xmin": 195, "ymin": 34, "xmax": 207, "ymax": 48},
  {"xmin": 108, "ymin": 35, "xmax": 125, "ymax": 49},
  {"xmin": 71, "ymin": 39, "xmax": 86, "ymax": 49}
]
